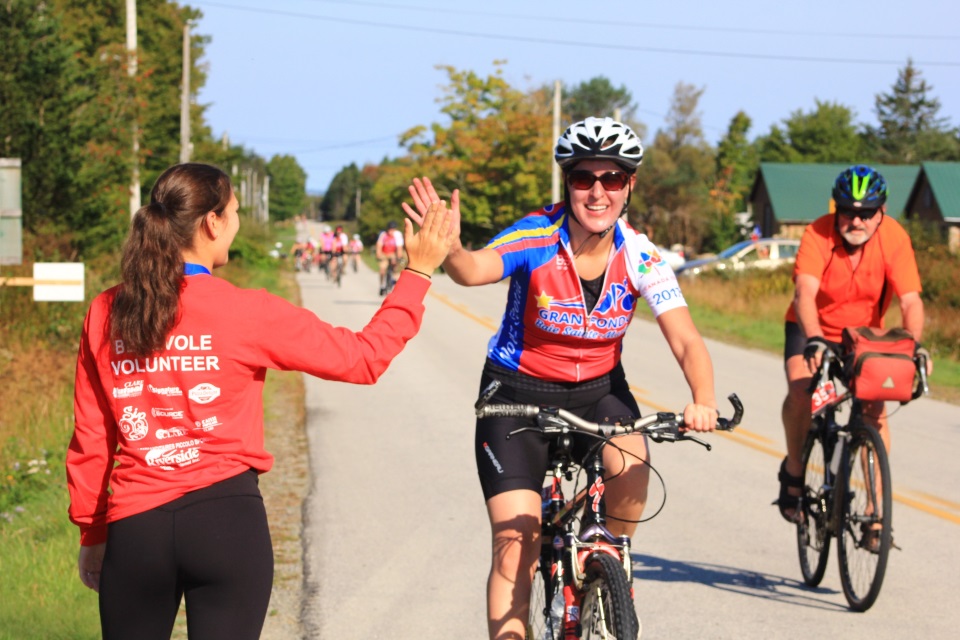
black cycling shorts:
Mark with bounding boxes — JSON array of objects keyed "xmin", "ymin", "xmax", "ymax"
[
  {"xmin": 475, "ymin": 360, "xmax": 640, "ymax": 501},
  {"xmin": 784, "ymin": 321, "xmax": 842, "ymax": 361},
  {"xmin": 98, "ymin": 469, "xmax": 273, "ymax": 640}
]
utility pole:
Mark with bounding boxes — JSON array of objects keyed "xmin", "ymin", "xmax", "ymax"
[
  {"xmin": 126, "ymin": 0, "xmax": 140, "ymax": 218},
  {"xmin": 179, "ymin": 21, "xmax": 192, "ymax": 163},
  {"xmin": 355, "ymin": 187, "xmax": 361, "ymax": 222},
  {"xmin": 551, "ymin": 80, "xmax": 561, "ymax": 204}
]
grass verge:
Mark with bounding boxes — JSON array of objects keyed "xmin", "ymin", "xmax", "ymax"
[{"xmin": 0, "ymin": 218, "xmax": 305, "ymax": 637}]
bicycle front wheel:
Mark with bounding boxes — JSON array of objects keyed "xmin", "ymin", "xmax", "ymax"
[
  {"xmin": 579, "ymin": 552, "xmax": 639, "ymax": 640},
  {"xmin": 797, "ymin": 429, "xmax": 831, "ymax": 586},
  {"xmin": 528, "ymin": 556, "xmax": 562, "ymax": 640},
  {"xmin": 836, "ymin": 424, "xmax": 892, "ymax": 611}
]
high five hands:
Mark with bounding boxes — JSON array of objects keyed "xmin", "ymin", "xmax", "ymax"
[
  {"xmin": 402, "ymin": 196, "xmax": 455, "ymax": 277},
  {"xmin": 402, "ymin": 177, "xmax": 462, "ymax": 254}
]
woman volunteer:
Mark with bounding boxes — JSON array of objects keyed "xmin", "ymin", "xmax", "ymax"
[{"xmin": 67, "ymin": 162, "xmax": 452, "ymax": 639}]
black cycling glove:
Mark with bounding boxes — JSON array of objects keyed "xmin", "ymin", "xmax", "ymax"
[{"xmin": 803, "ymin": 336, "xmax": 831, "ymax": 361}]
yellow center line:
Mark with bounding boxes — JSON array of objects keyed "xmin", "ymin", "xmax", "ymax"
[
  {"xmin": 429, "ymin": 291, "xmax": 498, "ymax": 331},
  {"xmin": 437, "ymin": 291, "xmax": 960, "ymax": 526}
]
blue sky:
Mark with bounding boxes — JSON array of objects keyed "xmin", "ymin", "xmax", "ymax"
[{"xmin": 192, "ymin": 0, "xmax": 960, "ymax": 194}]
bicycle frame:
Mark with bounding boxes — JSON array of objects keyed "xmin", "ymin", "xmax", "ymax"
[
  {"xmin": 799, "ymin": 346, "xmax": 927, "ymax": 610},
  {"xmin": 538, "ymin": 433, "xmax": 633, "ymax": 638},
  {"xmin": 475, "ymin": 383, "xmax": 742, "ymax": 637}
]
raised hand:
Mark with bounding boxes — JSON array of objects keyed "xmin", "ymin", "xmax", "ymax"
[
  {"xmin": 403, "ymin": 199, "xmax": 454, "ymax": 277},
  {"xmin": 402, "ymin": 177, "xmax": 462, "ymax": 252}
]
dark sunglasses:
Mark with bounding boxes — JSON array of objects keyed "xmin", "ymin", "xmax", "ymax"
[
  {"xmin": 837, "ymin": 207, "xmax": 880, "ymax": 221},
  {"xmin": 567, "ymin": 170, "xmax": 630, "ymax": 192}
]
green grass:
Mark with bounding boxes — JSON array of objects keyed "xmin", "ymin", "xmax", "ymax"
[{"xmin": 0, "ymin": 218, "xmax": 298, "ymax": 637}]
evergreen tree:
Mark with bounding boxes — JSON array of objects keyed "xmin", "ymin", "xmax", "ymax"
[
  {"xmin": 862, "ymin": 59, "xmax": 960, "ymax": 162},
  {"xmin": 266, "ymin": 155, "xmax": 308, "ymax": 222}
]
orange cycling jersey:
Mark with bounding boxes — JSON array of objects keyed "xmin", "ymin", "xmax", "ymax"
[{"xmin": 785, "ymin": 214, "xmax": 921, "ymax": 342}]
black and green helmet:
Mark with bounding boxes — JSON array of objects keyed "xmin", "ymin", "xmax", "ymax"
[{"xmin": 832, "ymin": 165, "xmax": 887, "ymax": 210}]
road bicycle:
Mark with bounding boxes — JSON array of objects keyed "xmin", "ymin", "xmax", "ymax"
[
  {"xmin": 330, "ymin": 252, "xmax": 345, "ymax": 287},
  {"xmin": 475, "ymin": 381, "xmax": 743, "ymax": 639},
  {"xmin": 380, "ymin": 255, "xmax": 403, "ymax": 296},
  {"xmin": 797, "ymin": 347, "xmax": 928, "ymax": 611}
]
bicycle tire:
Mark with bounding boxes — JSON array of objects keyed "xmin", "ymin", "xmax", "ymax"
[
  {"xmin": 836, "ymin": 424, "xmax": 892, "ymax": 611},
  {"xmin": 527, "ymin": 555, "xmax": 562, "ymax": 640},
  {"xmin": 797, "ymin": 429, "xmax": 831, "ymax": 586},
  {"xmin": 579, "ymin": 552, "xmax": 639, "ymax": 640}
]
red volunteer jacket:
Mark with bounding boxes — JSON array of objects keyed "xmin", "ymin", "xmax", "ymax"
[{"xmin": 68, "ymin": 271, "xmax": 429, "ymax": 545}]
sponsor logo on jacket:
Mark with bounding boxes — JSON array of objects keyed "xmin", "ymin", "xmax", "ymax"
[
  {"xmin": 113, "ymin": 380, "xmax": 144, "ymax": 399},
  {"xmin": 188, "ymin": 383, "xmax": 221, "ymax": 404}
]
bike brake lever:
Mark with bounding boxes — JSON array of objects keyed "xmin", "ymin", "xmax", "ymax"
[{"xmin": 679, "ymin": 433, "xmax": 712, "ymax": 451}]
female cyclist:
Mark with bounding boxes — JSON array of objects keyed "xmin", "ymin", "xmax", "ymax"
[
  {"xmin": 67, "ymin": 162, "xmax": 452, "ymax": 640},
  {"xmin": 403, "ymin": 117, "xmax": 719, "ymax": 640}
]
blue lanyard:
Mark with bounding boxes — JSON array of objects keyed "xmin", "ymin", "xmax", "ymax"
[{"xmin": 184, "ymin": 262, "xmax": 211, "ymax": 276}]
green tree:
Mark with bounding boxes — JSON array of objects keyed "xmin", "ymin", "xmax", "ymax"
[
  {"xmin": 321, "ymin": 163, "xmax": 361, "ymax": 221},
  {"xmin": 0, "ymin": 1, "xmax": 84, "ymax": 252},
  {"xmin": 266, "ymin": 154, "xmax": 307, "ymax": 222},
  {"xmin": 636, "ymin": 83, "xmax": 715, "ymax": 250},
  {"xmin": 707, "ymin": 111, "xmax": 758, "ymax": 251},
  {"xmin": 362, "ymin": 62, "xmax": 552, "ymax": 246},
  {"xmin": 564, "ymin": 76, "xmax": 635, "ymax": 122},
  {"xmin": 862, "ymin": 59, "xmax": 960, "ymax": 162},
  {"xmin": 757, "ymin": 100, "xmax": 862, "ymax": 163}
]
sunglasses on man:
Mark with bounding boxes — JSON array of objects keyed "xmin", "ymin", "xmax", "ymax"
[
  {"xmin": 566, "ymin": 170, "xmax": 630, "ymax": 192},
  {"xmin": 836, "ymin": 207, "xmax": 881, "ymax": 221}
]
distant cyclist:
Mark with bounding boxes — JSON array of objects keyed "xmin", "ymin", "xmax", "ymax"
[
  {"xmin": 403, "ymin": 117, "xmax": 719, "ymax": 640},
  {"xmin": 775, "ymin": 164, "xmax": 930, "ymax": 524},
  {"xmin": 348, "ymin": 234, "xmax": 364, "ymax": 272},
  {"xmin": 330, "ymin": 225, "xmax": 349, "ymax": 283},
  {"xmin": 376, "ymin": 220, "xmax": 405, "ymax": 295}
]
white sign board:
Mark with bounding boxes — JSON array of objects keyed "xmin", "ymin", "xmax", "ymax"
[{"xmin": 33, "ymin": 262, "xmax": 85, "ymax": 302}]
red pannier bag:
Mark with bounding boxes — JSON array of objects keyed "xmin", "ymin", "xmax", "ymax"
[{"xmin": 841, "ymin": 326, "xmax": 918, "ymax": 403}]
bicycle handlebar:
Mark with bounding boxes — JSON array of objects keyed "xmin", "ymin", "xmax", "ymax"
[
  {"xmin": 806, "ymin": 347, "xmax": 930, "ymax": 401},
  {"xmin": 475, "ymin": 380, "xmax": 743, "ymax": 451}
]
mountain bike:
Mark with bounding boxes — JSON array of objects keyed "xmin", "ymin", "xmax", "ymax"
[
  {"xmin": 475, "ymin": 381, "xmax": 743, "ymax": 639},
  {"xmin": 797, "ymin": 347, "xmax": 928, "ymax": 611}
]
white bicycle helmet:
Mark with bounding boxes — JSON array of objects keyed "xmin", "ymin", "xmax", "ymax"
[{"xmin": 555, "ymin": 117, "xmax": 644, "ymax": 172}]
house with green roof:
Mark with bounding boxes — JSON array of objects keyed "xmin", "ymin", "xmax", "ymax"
[
  {"xmin": 904, "ymin": 162, "xmax": 960, "ymax": 252},
  {"xmin": 748, "ymin": 163, "xmax": 920, "ymax": 239}
]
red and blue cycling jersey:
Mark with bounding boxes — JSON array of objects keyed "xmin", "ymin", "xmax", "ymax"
[{"xmin": 485, "ymin": 204, "xmax": 687, "ymax": 383}]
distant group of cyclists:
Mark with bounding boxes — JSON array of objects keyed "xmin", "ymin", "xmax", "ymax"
[
  {"xmin": 288, "ymin": 216, "xmax": 408, "ymax": 295},
  {"xmin": 67, "ymin": 115, "xmax": 932, "ymax": 640}
]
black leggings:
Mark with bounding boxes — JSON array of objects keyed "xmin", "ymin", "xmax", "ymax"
[{"xmin": 99, "ymin": 469, "xmax": 274, "ymax": 640}]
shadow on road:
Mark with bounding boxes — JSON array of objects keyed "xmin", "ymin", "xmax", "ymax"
[{"xmin": 631, "ymin": 552, "xmax": 848, "ymax": 611}]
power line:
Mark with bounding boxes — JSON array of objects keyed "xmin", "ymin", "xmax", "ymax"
[
  {"xmin": 193, "ymin": 1, "xmax": 960, "ymax": 66},
  {"xmin": 292, "ymin": 0, "xmax": 960, "ymax": 42}
]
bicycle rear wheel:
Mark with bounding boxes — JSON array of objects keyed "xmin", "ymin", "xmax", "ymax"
[
  {"xmin": 797, "ymin": 429, "xmax": 831, "ymax": 586},
  {"xmin": 527, "ymin": 555, "xmax": 562, "ymax": 640},
  {"xmin": 579, "ymin": 552, "xmax": 639, "ymax": 640},
  {"xmin": 836, "ymin": 424, "xmax": 892, "ymax": 611}
]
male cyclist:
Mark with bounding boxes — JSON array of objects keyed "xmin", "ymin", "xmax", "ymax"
[
  {"xmin": 376, "ymin": 220, "xmax": 404, "ymax": 295},
  {"xmin": 776, "ymin": 165, "xmax": 930, "ymax": 523}
]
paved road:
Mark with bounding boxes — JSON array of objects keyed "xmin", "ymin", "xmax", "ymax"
[{"xmin": 295, "ymin": 261, "xmax": 960, "ymax": 639}]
